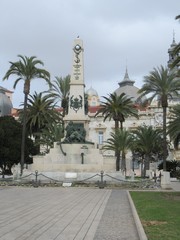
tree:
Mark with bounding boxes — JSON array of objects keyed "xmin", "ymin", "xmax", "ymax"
[
  {"xmin": 49, "ymin": 75, "xmax": 70, "ymax": 116},
  {"xmin": 168, "ymin": 104, "xmax": 180, "ymax": 149},
  {"xmin": 3, "ymin": 55, "xmax": 50, "ymax": 175},
  {"xmin": 158, "ymin": 160, "xmax": 180, "ymax": 178},
  {"xmin": 0, "ymin": 116, "xmax": 37, "ymax": 177},
  {"xmin": 96, "ymin": 92, "xmax": 138, "ymax": 171},
  {"xmin": 96, "ymin": 92, "xmax": 138, "ymax": 130},
  {"xmin": 132, "ymin": 125, "xmax": 163, "ymax": 177},
  {"xmin": 19, "ymin": 92, "xmax": 62, "ymax": 153},
  {"xmin": 103, "ymin": 129, "xmax": 133, "ymax": 171},
  {"xmin": 38, "ymin": 123, "xmax": 64, "ymax": 153},
  {"xmin": 138, "ymin": 66, "xmax": 180, "ymax": 171}
]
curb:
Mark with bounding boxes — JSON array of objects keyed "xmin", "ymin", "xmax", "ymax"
[{"xmin": 127, "ymin": 190, "xmax": 148, "ymax": 240}]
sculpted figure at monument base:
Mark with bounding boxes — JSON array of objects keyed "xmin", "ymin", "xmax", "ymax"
[{"xmin": 63, "ymin": 121, "xmax": 86, "ymax": 143}]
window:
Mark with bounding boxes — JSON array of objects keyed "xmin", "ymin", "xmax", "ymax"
[{"xmin": 98, "ymin": 131, "xmax": 104, "ymax": 145}]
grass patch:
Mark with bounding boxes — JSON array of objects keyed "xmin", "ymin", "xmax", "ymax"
[{"xmin": 130, "ymin": 191, "xmax": 180, "ymax": 240}]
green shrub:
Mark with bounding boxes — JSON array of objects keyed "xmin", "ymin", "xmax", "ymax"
[{"xmin": 158, "ymin": 160, "xmax": 180, "ymax": 178}]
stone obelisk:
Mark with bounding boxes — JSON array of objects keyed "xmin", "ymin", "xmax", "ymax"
[{"xmin": 64, "ymin": 37, "xmax": 90, "ymax": 135}]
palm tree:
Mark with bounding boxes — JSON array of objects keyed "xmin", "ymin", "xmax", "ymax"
[
  {"xmin": 96, "ymin": 92, "xmax": 138, "ymax": 130},
  {"xmin": 20, "ymin": 92, "xmax": 62, "ymax": 152},
  {"xmin": 3, "ymin": 55, "xmax": 50, "ymax": 175},
  {"xmin": 96, "ymin": 92, "xmax": 138, "ymax": 171},
  {"xmin": 103, "ymin": 129, "xmax": 133, "ymax": 171},
  {"xmin": 39, "ymin": 123, "xmax": 64, "ymax": 153},
  {"xmin": 132, "ymin": 125, "xmax": 163, "ymax": 177},
  {"xmin": 49, "ymin": 75, "xmax": 70, "ymax": 116},
  {"xmin": 168, "ymin": 104, "xmax": 180, "ymax": 149},
  {"xmin": 138, "ymin": 66, "xmax": 180, "ymax": 171}
]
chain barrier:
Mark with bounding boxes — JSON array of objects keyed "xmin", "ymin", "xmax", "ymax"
[
  {"xmin": 38, "ymin": 173, "xmax": 63, "ymax": 183},
  {"xmin": 17, "ymin": 173, "xmax": 35, "ymax": 179},
  {"xmin": 103, "ymin": 173, "xmax": 160, "ymax": 189},
  {"xmin": 74, "ymin": 173, "xmax": 100, "ymax": 183},
  {"xmin": 13, "ymin": 171, "xmax": 101, "ymax": 188},
  {"xmin": 16, "ymin": 171, "xmax": 103, "ymax": 188},
  {"xmin": 1, "ymin": 170, "xmax": 160, "ymax": 189},
  {"xmin": 104, "ymin": 173, "xmax": 128, "ymax": 182},
  {"xmin": 104, "ymin": 173, "xmax": 153, "ymax": 183}
]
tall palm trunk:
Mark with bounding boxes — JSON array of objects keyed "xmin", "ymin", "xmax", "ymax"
[
  {"xmin": 121, "ymin": 151, "xmax": 126, "ymax": 173},
  {"xmin": 141, "ymin": 158, "xmax": 144, "ymax": 178},
  {"xmin": 120, "ymin": 121, "xmax": 123, "ymax": 130},
  {"xmin": 114, "ymin": 120, "xmax": 119, "ymax": 130},
  {"xmin": 115, "ymin": 120, "xmax": 120, "ymax": 171},
  {"xmin": 116, "ymin": 153, "xmax": 120, "ymax": 171},
  {"xmin": 20, "ymin": 84, "xmax": 29, "ymax": 175},
  {"xmin": 143, "ymin": 154, "xmax": 150, "ymax": 178},
  {"xmin": 162, "ymin": 106, "xmax": 167, "ymax": 171},
  {"xmin": 35, "ymin": 135, "xmax": 41, "ymax": 153}
]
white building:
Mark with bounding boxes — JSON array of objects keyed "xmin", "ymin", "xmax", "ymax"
[{"xmin": 85, "ymin": 36, "xmax": 180, "ymax": 174}]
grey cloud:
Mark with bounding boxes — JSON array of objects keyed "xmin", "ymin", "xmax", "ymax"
[{"xmin": 0, "ymin": 0, "xmax": 180, "ymax": 107}]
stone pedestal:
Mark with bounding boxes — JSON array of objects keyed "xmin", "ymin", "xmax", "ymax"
[
  {"xmin": 161, "ymin": 171, "xmax": 171, "ymax": 189},
  {"xmin": 30, "ymin": 142, "xmax": 117, "ymax": 173}
]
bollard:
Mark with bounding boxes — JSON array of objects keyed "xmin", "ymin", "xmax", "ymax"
[
  {"xmin": 34, "ymin": 170, "xmax": 39, "ymax": 188},
  {"xmin": 98, "ymin": 171, "xmax": 106, "ymax": 189},
  {"xmin": 100, "ymin": 170, "xmax": 104, "ymax": 183},
  {"xmin": 154, "ymin": 172, "xmax": 157, "ymax": 183}
]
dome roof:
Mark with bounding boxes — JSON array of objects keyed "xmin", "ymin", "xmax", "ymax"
[
  {"xmin": 0, "ymin": 87, "xmax": 13, "ymax": 116},
  {"xmin": 114, "ymin": 68, "xmax": 143, "ymax": 103},
  {"xmin": 86, "ymin": 86, "xmax": 98, "ymax": 97}
]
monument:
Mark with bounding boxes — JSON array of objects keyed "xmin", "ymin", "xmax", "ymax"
[
  {"xmin": 63, "ymin": 37, "xmax": 90, "ymax": 143},
  {"xmin": 28, "ymin": 38, "xmax": 124, "ymax": 182},
  {"xmin": 64, "ymin": 38, "xmax": 88, "ymax": 121}
]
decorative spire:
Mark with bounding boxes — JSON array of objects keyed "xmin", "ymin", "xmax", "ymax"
[
  {"xmin": 119, "ymin": 67, "xmax": 135, "ymax": 87},
  {"xmin": 173, "ymin": 29, "xmax": 175, "ymax": 43},
  {"xmin": 167, "ymin": 31, "xmax": 178, "ymax": 68},
  {"xmin": 123, "ymin": 67, "xmax": 130, "ymax": 81},
  {"xmin": 171, "ymin": 30, "xmax": 177, "ymax": 48}
]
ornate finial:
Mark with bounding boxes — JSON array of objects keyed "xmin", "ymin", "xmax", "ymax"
[
  {"xmin": 124, "ymin": 64, "xmax": 130, "ymax": 81},
  {"xmin": 173, "ymin": 30, "xmax": 175, "ymax": 43},
  {"xmin": 124, "ymin": 66, "xmax": 129, "ymax": 81},
  {"xmin": 125, "ymin": 58, "xmax": 128, "ymax": 73}
]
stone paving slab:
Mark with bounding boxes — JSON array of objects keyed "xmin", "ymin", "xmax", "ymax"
[
  {"xmin": 94, "ymin": 190, "xmax": 139, "ymax": 240},
  {"xmin": 170, "ymin": 181, "xmax": 180, "ymax": 191},
  {"xmin": 0, "ymin": 187, "xmax": 139, "ymax": 240}
]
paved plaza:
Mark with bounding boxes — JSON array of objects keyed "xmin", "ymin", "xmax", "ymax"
[
  {"xmin": 0, "ymin": 187, "xmax": 139, "ymax": 240},
  {"xmin": 170, "ymin": 181, "xmax": 180, "ymax": 191}
]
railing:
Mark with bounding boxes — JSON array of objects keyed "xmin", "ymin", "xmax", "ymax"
[{"xmin": 1, "ymin": 170, "xmax": 160, "ymax": 189}]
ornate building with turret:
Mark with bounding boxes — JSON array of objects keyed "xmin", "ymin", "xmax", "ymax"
[{"xmin": 85, "ymin": 36, "xmax": 180, "ymax": 174}]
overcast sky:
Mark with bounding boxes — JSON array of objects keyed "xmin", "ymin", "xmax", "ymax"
[{"xmin": 0, "ymin": 0, "xmax": 180, "ymax": 108}]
